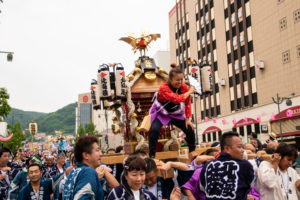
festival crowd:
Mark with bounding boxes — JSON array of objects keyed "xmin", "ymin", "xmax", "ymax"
[{"xmin": 0, "ymin": 131, "xmax": 298, "ymax": 200}]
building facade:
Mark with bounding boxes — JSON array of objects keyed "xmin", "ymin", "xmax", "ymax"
[
  {"xmin": 169, "ymin": 0, "xmax": 300, "ymax": 146},
  {"xmin": 76, "ymin": 92, "xmax": 123, "ymax": 150}
]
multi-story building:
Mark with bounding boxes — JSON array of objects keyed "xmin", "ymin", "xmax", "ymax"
[
  {"xmin": 169, "ymin": 0, "xmax": 300, "ymax": 146},
  {"xmin": 153, "ymin": 50, "xmax": 171, "ymax": 72},
  {"xmin": 77, "ymin": 93, "xmax": 93, "ymax": 130},
  {"xmin": 76, "ymin": 92, "xmax": 123, "ymax": 150}
]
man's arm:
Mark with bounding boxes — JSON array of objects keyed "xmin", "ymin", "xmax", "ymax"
[{"xmin": 103, "ymin": 170, "xmax": 119, "ymax": 189}]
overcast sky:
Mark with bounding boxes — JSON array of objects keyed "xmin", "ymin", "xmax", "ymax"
[{"xmin": 0, "ymin": 0, "xmax": 174, "ymax": 113}]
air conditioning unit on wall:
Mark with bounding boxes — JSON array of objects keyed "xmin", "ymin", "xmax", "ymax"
[
  {"xmin": 255, "ymin": 59, "xmax": 264, "ymax": 70},
  {"xmin": 218, "ymin": 78, "xmax": 226, "ymax": 86}
]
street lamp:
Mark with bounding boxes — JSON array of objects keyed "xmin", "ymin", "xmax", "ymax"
[
  {"xmin": 0, "ymin": 51, "xmax": 14, "ymax": 62},
  {"xmin": 272, "ymin": 93, "xmax": 294, "ymax": 142}
]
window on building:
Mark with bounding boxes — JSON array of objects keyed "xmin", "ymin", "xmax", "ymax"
[
  {"xmin": 294, "ymin": 9, "xmax": 300, "ymax": 23},
  {"xmin": 233, "ymin": 38, "xmax": 237, "ymax": 47},
  {"xmin": 235, "ymin": 62, "xmax": 239, "ymax": 70},
  {"xmin": 203, "ymin": 134, "xmax": 206, "ymax": 142},
  {"xmin": 244, "ymin": 95, "xmax": 249, "ymax": 107},
  {"xmin": 237, "ymin": 98, "xmax": 242, "ymax": 109},
  {"xmin": 229, "ymin": 76, "xmax": 233, "ymax": 87},
  {"xmin": 224, "ymin": 8, "xmax": 228, "ymax": 18},
  {"xmin": 239, "ymin": 126, "xmax": 244, "ymax": 136},
  {"xmin": 208, "ymin": 133, "xmax": 211, "ymax": 142},
  {"xmin": 211, "ymin": 19, "xmax": 215, "ymax": 29},
  {"xmin": 239, "ymin": 21, "xmax": 243, "ymax": 32},
  {"xmin": 215, "ymin": 84, "xmax": 219, "ymax": 93},
  {"xmin": 213, "ymin": 40, "xmax": 216, "ymax": 49},
  {"xmin": 282, "ymin": 50, "xmax": 290, "ymax": 64},
  {"xmin": 248, "ymin": 41, "xmax": 253, "ymax": 52},
  {"xmin": 237, "ymin": 0, "xmax": 242, "ymax": 9},
  {"xmin": 241, "ymin": 45, "xmax": 245, "ymax": 56},
  {"xmin": 227, "ymin": 53, "xmax": 232, "ymax": 64},
  {"xmin": 201, "ymin": 18, "xmax": 204, "ymax": 25},
  {"xmin": 218, "ymin": 131, "xmax": 222, "ymax": 141},
  {"xmin": 230, "ymin": 100, "xmax": 234, "ymax": 111},
  {"xmin": 231, "ymin": 15, "xmax": 236, "ymax": 23},
  {"xmin": 250, "ymin": 66, "xmax": 255, "ymax": 78},
  {"xmin": 240, "ymin": 35, "xmax": 244, "ymax": 42},
  {"xmin": 230, "ymin": 3, "xmax": 234, "ymax": 13},
  {"xmin": 242, "ymin": 59, "xmax": 247, "ymax": 68},
  {"xmin": 213, "ymin": 132, "xmax": 217, "ymax": 141},
  {"xmin": 242, "ymin": 70, "xmax": 247, "ymax": 81},
  {"xmin": 210, "ymin": 0, "xmax": 214, "ymax": 8},
  {"xmin": 297, "ymin": 45, "xmax": 300, "ymax": 58},
  {"xmin": 252, "ymin": 92, "xmax": 258, "ymax": 104},
  {"xmin": 232, "ymin": 26, "xmax": 237, "ymax": 37},
  {"xmin": 246, "ymin": 16, "xmax": 251, "ymax": 27},
  {"xmin": 255, "ymin": 123, "xmax": 260, "ymax": 134},
  {"xmin": 235, "ymin": 73, "xmax": 240, "ymax": 84},
  {"xmin": 226, "ymin": 31, "xmax": 230, "ymax": 41},
  {"xmin": 238, "ymin": 10, "xmax": 242, "ymax": 18},
  {"xmin": 234, "ymin": 50, "xmax": 238, "ymax": 60},
  {"xmin": 279, "ymin": 17, "xmax": 287, "ymax": 31},
  {"xmin": 247, "ymin": 125, "xmax": 252, "ymax": 135},
  {"xmin": 216, "ymin": 105, "xmax": 221, "ymax": 115}
]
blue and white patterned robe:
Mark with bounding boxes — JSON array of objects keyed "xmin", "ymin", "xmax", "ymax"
[
  {"xmin": 108, "ymin": 182, "xmax": 156, "ymax": 200},
  {"xmin": 0, "ymin": 162, "xmax": 22, "ymax": 199},
  {"xmin": 7, "ymin": 170, "xmax": 30, "ymax": 200},
  {"xmin": 200, "ymin": 152, "xmax": 254, "ymax": 200},
  {"xmin": 18, "ymin": 179, "xmax": 53, "ymax": 200},
  {"xmin": 42, "ymin": 164, "xmax": 60, "ymax": 179},
  {"xmin": 62, "ymin": 163, "xmax": 104, "ymax": 200}
]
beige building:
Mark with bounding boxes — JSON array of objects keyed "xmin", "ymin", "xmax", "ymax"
[
  {"xmin": 169, "ymin": 0, "xmax": 300, "ymax": 145},
  {"xmin": 76, "ymin": 92, "xmax": 123, "ymax": 150}
]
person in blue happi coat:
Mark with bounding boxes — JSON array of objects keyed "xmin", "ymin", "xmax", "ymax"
[
  {"xmin": 7, "ymin": 156, "xmax": 43, "ymax": 200},
  {"xmin": 62, "ymin": 136, "xmax": 104, "ymax": 200},
  {"xmin": 18, "ymin": 163, "xmax": 53, "ymax": 200}
]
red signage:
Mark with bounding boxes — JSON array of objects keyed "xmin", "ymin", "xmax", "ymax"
[
  {"xmin": 83, "ymin": 95, "xmax": 88, "ymax": 103},
  {"xmin": 203, "ymin": 126, "xmax": 221, "ymax": 134},
  {"xmin": 233, "ymin": 118, "xmax": 258, "ymax": 128},
  {"xmin": 274, "ymin": 105, "xmax": 300, "ymax": 120}
]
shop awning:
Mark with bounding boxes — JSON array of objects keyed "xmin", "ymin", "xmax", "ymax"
[
  {"xmin": 233, "ymin": 118, "xmax": 258, "ymax": 128},
  {"xmin": 271, "ymin": 105, "xmax": 300, "ymax": 123},
  {"xmin": 203, "ymin": 126, "xmax": 221, "ymax": 134}
]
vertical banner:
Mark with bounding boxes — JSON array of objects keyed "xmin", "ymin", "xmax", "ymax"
[
  {"xmin": 91, "ymin": 79, "xmax": 97, "ymax": 105},
  {"xmin": 115, "ymin": 63, "xmax": 126, "ymax": 99},
  {"xmin": 189, "ymin": 64, "xmax": 201, "ymax": 83},
  {"xmin": 91, "ymin": 79, "xmax": 100, "ymax": 110},
  {"xmin": 201, "ymin": 65, "xmax": 213, "ymax": 93},
  {"xmin": 98, "ymin": 64, "xmax": 112, "ymax": 100}
]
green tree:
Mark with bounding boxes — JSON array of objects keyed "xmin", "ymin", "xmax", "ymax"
[
  {"xmin": 0, "ymin": 88, "xmax": 11, "ymax": 121},
  {"xmin": 85, "ymin": 121, "xmax": 96, "ymax": 136},
  {"xmin": 77, "ymin": 124, "xmax": 85, "ymax": 137},
  {"xmin": 0, "ymin": 122, "xmax": 25, "ymax": 155}
]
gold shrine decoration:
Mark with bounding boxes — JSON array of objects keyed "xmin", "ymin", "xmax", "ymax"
[
  {"xmin": 29, "ymin": 120, "xmax": 38, "ymax": 136},
  {"xmin": 119, "ymin": 33, "xmax": 161, "ymax": 56},
  {"xmin": 144, "ymin": 71, "xmax": 156, "ymax": 81}
]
